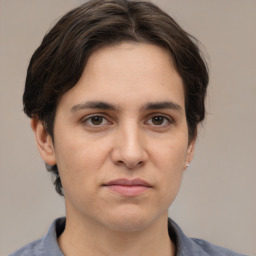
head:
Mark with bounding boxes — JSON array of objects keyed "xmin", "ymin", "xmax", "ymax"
[{"xmin": 23, "ymin": 0, "xmax": 208, "ymax": 196}]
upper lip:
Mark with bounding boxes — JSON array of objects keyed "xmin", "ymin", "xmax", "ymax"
[{"xmin": 104, "ymin": 178, "xmax": 152, "ymax": 187}]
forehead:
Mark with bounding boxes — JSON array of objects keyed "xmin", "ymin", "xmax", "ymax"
[
  {"xmin": 58, "ymin": 42, "xmax": 185, "ymax": 111},
  {"xmin": 85, "ymin": 42, "xmax": 176, "ymax": 84}
]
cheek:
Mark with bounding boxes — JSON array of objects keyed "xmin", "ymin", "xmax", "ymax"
[
  {"xmin": 151, "ymin": 139, "xmax": 188, "ymax": 195},
  {"xmin": 152, "ymin": 137, "xmax": 188, "ymax": 170},
  {"xmin": 54, "ymin": 133, "xmax": 112, "ymax": 189}
]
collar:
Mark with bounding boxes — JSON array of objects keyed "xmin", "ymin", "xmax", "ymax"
[{"xmin": 36, "ymin": 217, "xmax": 241, "ymax": 256}]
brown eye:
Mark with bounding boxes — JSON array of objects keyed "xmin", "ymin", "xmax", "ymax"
[
  {"xmin": 145, "ymin": 115, "xmax": 173, "ymax": 128},
  {"xmin": 90, "ymin": 116, "xmax": 103, "ymax": 125},
  {"xmin": 82, "ymin": 115, "xmax": 112, "ymax": 127},
  {"xmin": 151, "ymin": 116, "xmax": 165, "ymax": 125}
]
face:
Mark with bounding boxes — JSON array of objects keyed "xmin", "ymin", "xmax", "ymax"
[{"xmin": 33, "ymin": 42, "xmax": 195, "ymax": 232}]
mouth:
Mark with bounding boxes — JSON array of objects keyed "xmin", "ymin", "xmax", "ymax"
[{"xmin": 103, "ymin": 178, "xmax": 152, "ymax": 197}]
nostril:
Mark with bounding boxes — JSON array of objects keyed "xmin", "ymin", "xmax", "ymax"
[
  {"xmin": 127, "ymin": 161, "xmax": 144, "ymax": 169},
  {"xmin": 137, "ymin": 161, "xmax": 144, "ymax": 166},
  {"xmin": 115, "ymin": 160, "xmax": 144, "ymax": 169},
  {"xmin": 117, "ymin": 160, "xmax": 124, "ymax": 165},
  {"xmin": 110, "ymin": 141, "xmax": 148, "ymax": 169}
]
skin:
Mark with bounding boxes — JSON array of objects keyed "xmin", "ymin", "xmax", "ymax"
[{"xmin": 32, "ymin": 42, "xmax": 195, "ymax": 256}]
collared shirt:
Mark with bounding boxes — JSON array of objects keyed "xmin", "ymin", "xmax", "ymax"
[{"xmin": 10, "ymin": 217, "xmax": 247, "ymax": 256}]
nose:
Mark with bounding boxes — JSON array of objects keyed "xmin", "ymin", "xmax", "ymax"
[{"xmin": 110, "ymin": 124, "xmax": 148, "ymax": 169}]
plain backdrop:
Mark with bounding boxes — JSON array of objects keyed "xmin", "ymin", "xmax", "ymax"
[{"xmin": 0, "ymin": 0, "xmax": 255, "ymax": 255}]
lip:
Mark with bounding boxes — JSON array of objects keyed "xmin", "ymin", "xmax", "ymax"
[{"xmin": 103, "ymin": 178, "xmax": 152, "ymax": 197}]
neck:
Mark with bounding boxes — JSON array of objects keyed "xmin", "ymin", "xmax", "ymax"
[{"xmin": 58, "ymin": 211, "xmax": 175, "ymax": 256}]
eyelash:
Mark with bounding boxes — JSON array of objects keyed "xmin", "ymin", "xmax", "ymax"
[
  {"xmin": 81, "ymin": 113, "xmax": 174, "ymax": 128},
  {"xmin": 81, "ymin": 114, "xmax": 112, "ymax": 127},
  {"xmin": 145, "ymin": 114, "xmax": 174, "ymax": 127}
]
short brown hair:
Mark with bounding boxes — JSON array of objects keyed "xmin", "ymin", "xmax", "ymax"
[{"xmin": 23, "ymin": 0, "xmax": 209, "ymax": 195}]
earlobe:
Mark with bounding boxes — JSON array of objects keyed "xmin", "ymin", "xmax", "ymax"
[
  {"xmin": 31, "ymin": 118, "xmax": 56, "ymax": 166},
  {"xmin": 184, "ymin": 137, "xmax": 196, "ymax": 170}
]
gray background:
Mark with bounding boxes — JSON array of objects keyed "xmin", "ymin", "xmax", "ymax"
[{"xmin": 0, "ymin": 0, "xmax": 255, "ymax": 255}]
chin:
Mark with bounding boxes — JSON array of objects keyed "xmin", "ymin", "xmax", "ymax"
[{"xmin": 101, "ymin": 206, "xmax": 159, "ymax": 233}]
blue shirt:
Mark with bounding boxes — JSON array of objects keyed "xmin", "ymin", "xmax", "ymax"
[{"xmin": 10, "ymin": 217, "xmax": 247, "ymax": 256}]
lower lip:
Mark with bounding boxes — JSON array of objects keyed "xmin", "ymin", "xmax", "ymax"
[{"xmin": 105, "ymin": 185, "xmax": 150, "ymax": 196}]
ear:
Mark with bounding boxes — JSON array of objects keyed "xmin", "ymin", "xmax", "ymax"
[
  {"xmin": 31, "ymin": 118, "xmax": 56, "ymax": 166},
  {"xmin": 184, "ymin": 136, "xmax": 196, "ymax": 170}
]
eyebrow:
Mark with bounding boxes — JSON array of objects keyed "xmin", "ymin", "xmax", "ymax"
[
  {"xmin": 71, "ymin": 101, "xmax": 117, "ymax": 112},
  {"xmin": 71, "ymin": 100, "xmax": 182, "ymax": 112},
  {"xmin": 142, "ymin": 101, "xmax": 182, "ymax": 112}
]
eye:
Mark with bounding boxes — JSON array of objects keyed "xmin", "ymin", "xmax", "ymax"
[
  {"xmin": 151, "ymin": 116, "xmax": 165, "ymax": 125},
  {"xmin": 82, "ymin": 115, "xmax": 111, "ymax": 127},
  {"xmin": 90, "ymin": 116, "xmax": 104, "ymax": 125},
  {"xmin": 145, "ymin": 115, "xmax": 173, "ymax": 127}
]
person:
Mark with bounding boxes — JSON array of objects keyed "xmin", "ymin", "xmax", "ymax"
[{"xmin": 10, "ymin": 0, "xmax": 246, "ymax": 255}]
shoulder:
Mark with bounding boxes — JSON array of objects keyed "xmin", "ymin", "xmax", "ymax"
[
  {"xmin": 190, "ymin": 238, "xmax": 248, "ymax": 256},
  {"xmin": 168, "ymin": 218, "xmax": 248, "ymax": 256},
  {"xmin": 9, "ymin": 218, "xmax": 65, "ymax": 256},
  {"xmin": 9, "ymin": 239, "xmax": 43, "ymax": 256}
]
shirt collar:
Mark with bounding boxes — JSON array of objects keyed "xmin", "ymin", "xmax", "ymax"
[
  {"xmin": 168, "ymin": 218, "xmax": 204, "ymax": 256},
  {"xmin": 40, "ymin": 217, "xmax": 65, "ymax": 256},
  {"xmin": 40, "ymin": 217, "xmax": 205, "ymax": 256}
]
